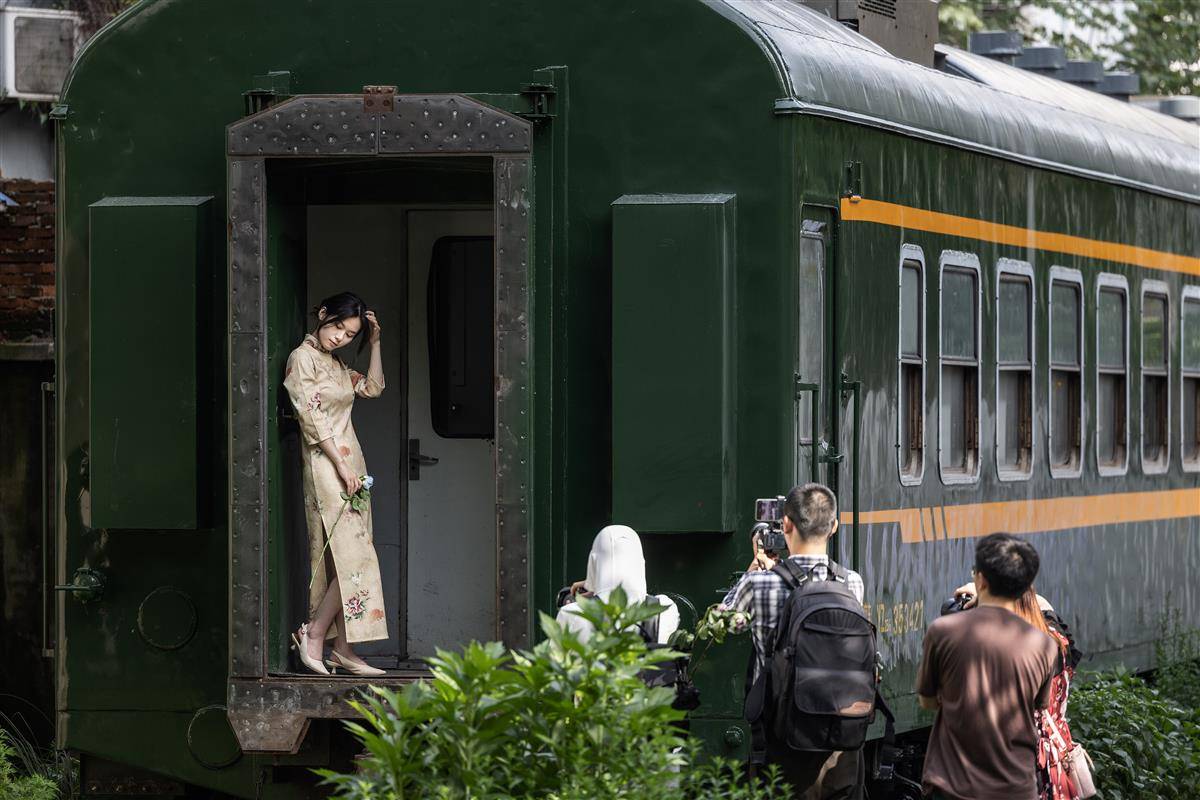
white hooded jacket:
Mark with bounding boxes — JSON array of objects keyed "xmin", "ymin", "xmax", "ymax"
[{"xmin": 555, "ymin": 525, "xmax": 680, "ymax": 644}]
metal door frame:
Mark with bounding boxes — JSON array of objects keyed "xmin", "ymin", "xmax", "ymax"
[{"xmin": 224, "ymin": 93, "xmax": 533, "ymax": 752}]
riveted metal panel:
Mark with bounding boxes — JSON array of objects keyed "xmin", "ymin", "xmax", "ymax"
[
  {"xmin": 378, "ymin": 95, "xmax": 532, "ymax": 154},
  {"xmin": 228, "ymin": 674, "xmax": 425, "ymax": 753},
  {"xmin": 228, "ymin": 158, "xmax": 264, "ymax": 334},
  {"xmin": 228, "ymin": 96, "xmax": 378, "ymax": 157},
  {"xmin": 494, "ymin": 156, "xmax": 531, "ymax": 648},
  {"xmin": 229, "ymin": 331, "xmax": 266, "ymax": 677}
]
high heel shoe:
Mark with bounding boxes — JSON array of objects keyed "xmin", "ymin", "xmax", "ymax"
[
  {"xmin": 290, "ymin": 624, "xmax": 330, "ymax": 676},
  {"xmin": 324, "ymin": 650, "xmax": 386, "ymax": 677}
]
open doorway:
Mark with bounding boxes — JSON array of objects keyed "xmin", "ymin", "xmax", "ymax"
[
  {"xmin": 227, "ymin": 93, "xmax": 533, "ymax": 752},
  {"xmin": 267, "ymin": 156, "xmax": 498, "ymax": 672},
  {"xmin": 302, "ymin": 191, "xmax": 496, "ymax": 667}
]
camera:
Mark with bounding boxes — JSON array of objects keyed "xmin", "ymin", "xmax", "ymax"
[{"xmin": 753, "ymin": 496, "xmax": 789, "ymax": 557}]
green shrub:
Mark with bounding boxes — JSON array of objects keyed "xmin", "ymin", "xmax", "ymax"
[
  {"xmin": 1152, "ymin": 613, "xmax": 1200, "ymax": 711},
  {"xmin": 320, "ymin": 590, "xmax": 785, "ymax": 800},
  {"xmin": 0, "ymin": 729, "xmax": 57, "ymax": 800},
  {"xmin": 1069, "ymin": 669, "xmax": 1200, "ymax": 800}
]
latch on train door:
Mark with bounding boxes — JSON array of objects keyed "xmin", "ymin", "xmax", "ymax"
[{"xmin": 408, "ymin": 438, "xmax": 440, "ymax": 480}]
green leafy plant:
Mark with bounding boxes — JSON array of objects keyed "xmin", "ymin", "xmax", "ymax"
[
  {"xmin": 1069, "ymin": 669, "xmax": 1200, "ymax": 800},
  {"xmin": 0, "ymin": 728, "xmax": 57, "ymax": 800},
  {"xmin": 1152, "ymin": 611, "xmax": 1200, "ymax": 711},
  {"xmin": 320, "ymin": 589, "xmax": 785, "ymax": 800}
]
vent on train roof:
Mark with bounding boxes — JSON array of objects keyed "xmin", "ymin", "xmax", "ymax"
[
  {"xmin": 965, "ymin": 29, "xmax": 1151, "ymax": 107},
  {"xmin": 797, "ymin": 0, "xmax": 937, "ymax": 67},
  {"xmin": 860, "ymin": 0, "xmax": 897, "ymax": 20}
]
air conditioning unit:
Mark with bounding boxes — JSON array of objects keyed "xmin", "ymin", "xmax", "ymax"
[{"xmin": 0, "ymin": 7, "xmax": 82, "ymax": 102}]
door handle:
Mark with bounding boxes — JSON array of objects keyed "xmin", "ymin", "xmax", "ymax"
[
  {"xmin": 408, "ymin": 438, "xmax": 439, "ymax": 480},
  {"xmin": 56, "ymin": 567, "xmax": 107, "ymax": 604},
  {"xmin": 41, "ymin": 379, "xmax": 54, "ymax": 656}
]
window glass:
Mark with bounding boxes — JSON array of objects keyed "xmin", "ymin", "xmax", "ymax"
[
  {"xmin": 1098, "ymin": 288, "xmax": 1126, "ymax": 368},
  {"xmin": 942, "ymin": 270, "xmax": 976, "ymax": 359},
  {"xmin": 1185, "ymin": 377, "xmax": 1199, "ymax": 464},
  {"xmin": 1050, "ymin": 372, "xmax": 1078, "ymax": 467},
  {"xmin": 997, "ymin": 372, "xmax": 1024, "ymax": 468},
  {"xmin": 901, "ymin": 263, "xmax": 921, "ymax": 358},
  {"xmin": 1097, "ymin": 374, "xmax": 1123, "ymax": 464},
  {"xmin": 1143, "ymin": 294, "xmax": 1167, "ymax": 368},
  {"xmin": 796, "ymin": 233, "xmax": 824, "ymax": 455},
  {"xmin": 1051, "ymin": 283, "xmax": 1080, "ymax": 366},
  {"xmin": 941, "ymin": 366, "xmax": 968, "ymax": 469},
  {"xmin": 1183, "ymin": 297, "xmax": 1200, "ymax": 372},
  {"xmin": 998, "ymin": 278, "xmax": 1031, "ymax": 364}
]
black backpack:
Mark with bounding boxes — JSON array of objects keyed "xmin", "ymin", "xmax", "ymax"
[
  {"xmin": 744, "ymin": 560, "xmax": 894, "ymax": 759},
  {"xmin": 637, "ymin": 601, "xmax": 702, "ymax": 711}
]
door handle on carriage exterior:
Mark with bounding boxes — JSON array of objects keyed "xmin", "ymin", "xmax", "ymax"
[
  {"xmin": 55, "ymin": 567, "xmax": 107, "ymax": 604},
  {"xmin": 407, "ymin": 438, "xmax": 440, "ymax": 480}
]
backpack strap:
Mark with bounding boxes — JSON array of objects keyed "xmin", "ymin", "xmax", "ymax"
[
  {"xmin": 826, "ymin": 559, "xmax": 850, "ymax": 582},
  {"xmin": 770, "ymin": 558, "xmax": 807, "ymax": 590}
]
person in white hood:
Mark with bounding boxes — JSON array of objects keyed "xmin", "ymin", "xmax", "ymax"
[{"xmin": 556, "ymin": 525, "xmax": 680, "ymax": 644}]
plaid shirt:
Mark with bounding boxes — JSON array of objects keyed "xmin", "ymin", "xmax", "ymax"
[{"xmin": 721, "ymin": 554, "xmax": 865, "ymax": 682}]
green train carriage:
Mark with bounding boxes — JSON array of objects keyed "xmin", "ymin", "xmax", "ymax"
[{"xmin": 46, "ymin": 0, "xmax": 1199, "ymax": 795}]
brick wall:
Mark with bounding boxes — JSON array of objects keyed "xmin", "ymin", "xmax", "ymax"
[{"xmin": 0, "ymin": 179, "xmax": 55, "ymax": 343}]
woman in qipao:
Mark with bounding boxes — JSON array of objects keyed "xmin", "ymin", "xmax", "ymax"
[{"xmin": 284, "ymin": 291, "xmax": 388, "ymax": 676}]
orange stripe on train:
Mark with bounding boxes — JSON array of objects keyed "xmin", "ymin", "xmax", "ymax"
[
  {"xmin": 839, "ymin": 487, "xmax": 1200, "ymax": 543},
  {"xmin": 840, "ymin": 197, "xmax": 1200, "ymax": 276}
]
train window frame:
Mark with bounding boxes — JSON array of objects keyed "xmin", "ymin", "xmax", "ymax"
[
  {"xmin": 937, "ymin": 251, "xmax": 981, "ymax": 486},
  {"xmin": 897, "ymin": 244, "xmax": 926, "ymax": 487},
  {"xmin": 795, "ymin": 218, "xmax": 826, "ymax": 485},
  {"xmin": 1182, "ymin": 285, "xmax": 1200, "ymax": 473},
  {"xmin": 1096, "ymin": 273, "xmax": 1130, "ymax": 478},
  {"xmin": 995, "ymin": 259, "xmax": 1035, "ymax": 481},
  {"xmin": 1048, "ymin": 267, "xmax": 1084, "ymax": 480},
  {"xmin": 1140, "ymin": 280, "xmax": 1171, "ymax": 474}
]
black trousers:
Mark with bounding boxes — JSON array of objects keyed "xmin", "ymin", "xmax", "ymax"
[{"xmin": 764, "ymin": 740, "xmax": 864, "ymax": 800}]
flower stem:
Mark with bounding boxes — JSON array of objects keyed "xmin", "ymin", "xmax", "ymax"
[{"xmin": 309, "ymin": 499, "xmax": 350, "ymax": 592}]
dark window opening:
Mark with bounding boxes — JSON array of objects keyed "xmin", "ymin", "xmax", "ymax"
[
  {"xmin": 1184, "ymin": 295, "xmax": 1200, "ymax": 468},
  {"xmin": 1098, "ymin": 285, "xmax": 1128, "ymax": 472},
  {"xmin": 899, "ymin": 258, "xmax": 923, "ymax": 481},
  {"xmin": 427, "ymin": 236, "xmax": 495, "ymax": 439},
  {"xmin": 1141, "ymin": 292, "xmax": 1169, "ymax": 471},
  {"xmin": 998, "ymin": 275, "xmax": 1032, "ymax": 475},
  {"xmin": 940, "ymin": 265, "xmax": 978, "ymax": 479},
  {"xmin": 1050, "ymin": 279, "xmax": 1082, "ymax": 474}
]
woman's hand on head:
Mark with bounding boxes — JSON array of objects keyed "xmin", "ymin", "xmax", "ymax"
[
  {"xmin": 336, "ymin": 461, "xmax": 362, "ymax": 495},
  {"xmin": 365, "ymin": 311, "xmax": 381, "ymax": 345}
]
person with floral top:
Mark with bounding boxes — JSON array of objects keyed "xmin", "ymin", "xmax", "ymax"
[{"xmin": 284, "ymin": 291, "xmax": 388, "ymax": 677}]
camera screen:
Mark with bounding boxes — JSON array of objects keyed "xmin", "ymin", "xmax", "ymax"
[{"xmin": 754, "ymin": 497, "xmax": 783, "ymax": 522}]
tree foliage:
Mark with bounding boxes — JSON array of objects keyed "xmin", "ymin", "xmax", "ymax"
[{"xmin": 938, "ymin": 0, "xmax": 1199, "ymax": 95}]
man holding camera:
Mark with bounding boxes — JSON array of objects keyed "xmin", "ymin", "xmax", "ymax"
[
  {"xmin": 721, "ymin": 483, "xmax": 865, "ymax": 800},
  {"xmin": 916, "ymin": 533, "xmax": 1058, "ymax": 800}
]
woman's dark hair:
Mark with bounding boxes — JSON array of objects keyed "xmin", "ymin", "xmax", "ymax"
[
  {"xmin": 312, "ymin": 291, "xmax": 369, "ymax": 355},
  {"xmin": 974, "ymin": 533, "xmax": 1039, "ymax": 599}
]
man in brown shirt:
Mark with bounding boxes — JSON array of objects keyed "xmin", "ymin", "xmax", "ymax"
[{"xmin": 916, "ymin": 533, "xmax": 1059, "ymax": 800}]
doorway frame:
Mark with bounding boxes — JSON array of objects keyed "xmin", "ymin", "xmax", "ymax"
[{"xmin": 225, "ymin": 93, "xmax": 533, "ymax": 753}]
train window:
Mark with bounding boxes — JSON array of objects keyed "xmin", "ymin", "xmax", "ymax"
[
  {"xmin": 1097, "ymin": 274, "xmax": 1129, "ymax": 476},
  {"xmin": 898, "ymin": 246, "xmax": 925, "ymax": 485},
  {"xmin": 1049, "ymin": 269, "xmax": 1083, "ymax": 478},
  {"xmin": 996, "ymin": 261, "xmax": 1034, "ymax": 479},
  {"xmin": 1183, "ymin": 288, "xmax": 1200, "ymax": 471},
  {"xmin": 796, "ymin": 223, "xmax": 825, "ymax": 466},
  {"xmin": 1141, "ymin": 282, "xmax": 1170, "ymax": 473},
  {"xmin": 939, "ymin": 253, "xmax": 980, "ymax": 484}
]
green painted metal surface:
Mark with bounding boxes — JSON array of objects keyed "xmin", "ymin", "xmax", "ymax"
[
  {"xmin": 612, "ymin": 194, "xmax": 737, "ymax": 533},
  {"xmin": 44, "ymin": 0, "xmax": 1199, "ymax": 794},
  {"xmin": 88, "ymin": 196, "xmax": 211, "ymax": 530}
]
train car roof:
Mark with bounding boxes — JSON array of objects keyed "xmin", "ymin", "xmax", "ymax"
[{"xmin": 715, "ymin": 0, "xmax": 1200, "ymax": 202}]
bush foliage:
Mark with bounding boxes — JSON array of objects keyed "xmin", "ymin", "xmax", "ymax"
[
  {"xmin": 1070, "ymin": 669, "xmax": 1200, "ymax": 800},
  {"xmin": 0, "ymin": 729, "xmax": 57, "ymax": 800},
  {"xmin": 320, "ymin": 590, "xmax": 785, "ymax": 800}
]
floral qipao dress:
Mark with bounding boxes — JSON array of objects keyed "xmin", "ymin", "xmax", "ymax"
[{"xmin": 284, "ymin": 334, "xmax": 388, "ymax": 643}]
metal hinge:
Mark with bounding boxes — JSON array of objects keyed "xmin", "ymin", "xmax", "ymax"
[
  {"xmin": 520, "ymin": 82, "xmax": 556, "ymax": 118},
  {"xmin": 843, "ymin": 160, "xmax": 863, "ymax": 201},
  {"xmin": 244, "ymin": 70, "xmax": 293, "ymax": 116},
  {"xmin": 364, "ymin": 85, "xmax": 396, "ymax": 113}
]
